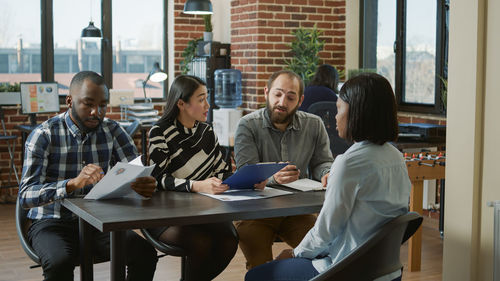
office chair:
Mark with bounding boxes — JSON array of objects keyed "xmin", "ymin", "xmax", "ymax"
[
  {"xmin": 140, "ymin": 228, "xmax": 189, "ymax": 281},
  {"xmin": 125, "ymin": 120, "xmax": 141, "ymax": 137},
  {"xmin": 16, "ymin": 198, "xmax": 112, "ymax": 270},
  {"xmin": 308, "ymin": 101, "xmax": 351, "ymax": 157},
  {"xmin": 309, "ymin": 212, "xmax": 423, "ymax": 281},
  {"xmin": 15, "ymin": 198, "xmax": 42, "ymax": 268},
  {"xmin": 0, "ymin": 106, "xmax": 20, "ymax": 187}
]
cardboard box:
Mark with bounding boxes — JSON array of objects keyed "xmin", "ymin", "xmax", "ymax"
[
  {"xmin": 212, "ymin": 108, "xmax": 242, "ymax": 147},
  {"xmin": 109, "ymin": 89, "xmax": 134, "ymax": 106}
]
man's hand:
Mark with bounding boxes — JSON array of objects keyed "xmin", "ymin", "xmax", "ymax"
[
  {"xmin": 254, "ymin": 179, "xmax": 268, "ymax": 190},
  {"xmin": 191, "ymin": 177, "xmax": 229, "ymax": 194},
  {"xmin": 67, "ymin": 164, "xmax": 104, "ymax": 193},
  {"xmin": 273, "ymin": 164, "xmax": 300, "ymax": 184},
  {"xmin": 131, "ymin": 176, "xmax": 157, "ymax": 198},
  {"xmin": 321, "ymin": 173, "xmax": 329, "ymax": 187},
  {"xmin": 275, "ymin": 248, "xmax": 294, "ymax": 260}
]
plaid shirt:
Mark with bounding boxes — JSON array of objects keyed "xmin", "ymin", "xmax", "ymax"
[{"xmin": 19, "ymin": 111, "xmax": 138, "ymax": 220}]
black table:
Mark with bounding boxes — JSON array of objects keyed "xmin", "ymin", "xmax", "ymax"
[{"xmin": 61, "ymin": 189, "xmax": 325, "ymax": 281}]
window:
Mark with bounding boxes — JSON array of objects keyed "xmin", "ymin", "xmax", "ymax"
[
  {"xmin": 361, "ymin": 0, "xmax": 449, "ymax": 114},
  {"xmin": 0, "ymin": 0, "xmax": 41, "ymax": 83},
  {"xmin": 113, "ymin": 0, "xmax": 164, "ymax": 100},
  {"xmin": 1, "ymin": 0, "xmax": 167, "ymax": 101}
]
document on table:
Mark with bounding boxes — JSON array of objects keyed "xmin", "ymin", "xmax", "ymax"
[
  {"xmin": 200, "ymin": 187, "xmax": 293, "ymax": 201},
  {"xmin": 281, "ymin": 178, "xmax": 325, "ymax": 192},
  {"xmin": 84, "ymin": 156, "xmax": 155, "ymax": 200}
]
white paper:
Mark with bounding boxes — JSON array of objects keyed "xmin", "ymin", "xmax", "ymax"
[
  {"xmin": 200, "ymin": 187, "xmax": 293, "ymax": 201},
  {"xmin": 84, "ymin": 156, "xmax": 155, "ymax": 200},
  {"xmin": 281, "ymin": 178, "xmax": 325, "ymax": 192}
]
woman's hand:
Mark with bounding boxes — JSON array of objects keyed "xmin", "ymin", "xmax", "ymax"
[
  {"xmin": 254, "ymin": 179, "xmax": 268, "ymax": 190},
  {"xmin": 321, "ymin": 173, "xmax": 329, "ymax": 187},
  {"xmin": 275, "ymin": 248, "xmax": 295, "ymax": 260},
  {"xmin": 191, "ymin": 177, "xmax": 229, "ymax": 194}
]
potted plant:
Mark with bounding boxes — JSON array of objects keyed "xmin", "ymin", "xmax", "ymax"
[
  {"xmin": 203, "ymin": 14, "xmax": 213, "ymax": 41},
  {"xmin": 180, "ymin": 38, "xmax": 202, "ymax": 74},
  {"xmin": 285, "ymin": 25, "xmax": 325, "ymax": 85},
  {"xmin": 0, "ymin": 82, "xmax": 21, "ymax": 104}
]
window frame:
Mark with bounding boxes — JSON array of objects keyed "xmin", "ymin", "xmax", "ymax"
[
  {"xmin": 40, "ymin": 0, "xmax": 168, "ymax": 104},
  {"xmin": 360, "ymin": 0, "xmax": 449, "ymax": 115}
]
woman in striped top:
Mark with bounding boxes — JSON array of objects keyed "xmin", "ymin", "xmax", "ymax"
[{"xmin": 147, "ymin": 75, "xmax": 237, "ymax": 281}]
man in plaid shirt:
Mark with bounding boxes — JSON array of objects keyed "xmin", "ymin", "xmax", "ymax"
[{"xmin": 19, "ymin": 71, "xmax": 158, "ymax": 281}]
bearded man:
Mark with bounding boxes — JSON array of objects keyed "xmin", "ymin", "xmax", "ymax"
[{"xmin": 234, "ymin": 70, "xmax": 334, "ymax": 270}]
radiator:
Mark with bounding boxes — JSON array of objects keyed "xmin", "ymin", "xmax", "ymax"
[{"xmin": 488, "ymin": 201, "xmax": 500, "ymax": 281}]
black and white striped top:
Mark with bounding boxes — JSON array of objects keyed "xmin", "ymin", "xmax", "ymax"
[{"xmin": 148, "ymin": 119, "xmax": 231, "ymax": 192}]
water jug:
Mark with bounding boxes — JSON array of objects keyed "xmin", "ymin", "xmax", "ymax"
[{"xmin": 214, "ymin": 69, "xmax": 242, "ymax": 108}]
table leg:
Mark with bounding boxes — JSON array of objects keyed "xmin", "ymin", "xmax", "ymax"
[
  {"xmin": 439, "ymin": 179, "xmax": 445, "ymax": 238},
  {"xmin": 110, "ymin": 230, "xmax": 126, "ymax": 281},
  {"xmin": 408, "ymin": 180, "xmax": 423, "ymax": 272},
  {"xmin": 79, "ymin": 218, "xmax": 94, "ymax": 281}
]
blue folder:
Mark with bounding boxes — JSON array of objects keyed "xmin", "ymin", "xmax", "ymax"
[{"xmin": 223, "ymin": 162, "xmax": 288, "ymax": 189}]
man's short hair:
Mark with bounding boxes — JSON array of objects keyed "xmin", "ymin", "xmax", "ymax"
[
  {"xmin": 266, "ymin": 70, "xmax": 305, "ymax": 98},
  {"xmin": 69, "ymin": 71, "xmax": 108, "ymax": 98},
  {"xmin": 339, "ymin": 73, "xmax": 398, "ymax": 145}
]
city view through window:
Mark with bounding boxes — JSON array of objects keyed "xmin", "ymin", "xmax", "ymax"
[{"xmin": 0, "ymin": 0, "xmax": 164, "ymax": 99}]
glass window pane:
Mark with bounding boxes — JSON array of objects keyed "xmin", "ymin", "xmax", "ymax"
[
  {"xmin": 0, "ymin": 0, "xmax": 41, "ymax": 83},
  {"xmin": 404, "ymin": 0, "xmax": 436, "ymax": 104},
  {"xmin": 376, "ymin": 0, "xmax": 396, "ymax": 91},
  {"xmin": 113, "ymin": 0, "xmax": 164, "ymax": 100},
  {"xmin": 54, "ymin": 0, "xmax": 101, "ymax": 96}
]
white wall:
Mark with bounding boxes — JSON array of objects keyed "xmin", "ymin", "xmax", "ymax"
[{"xmin": 212, "ymin": 0, "xmax": 231, "ymax": 43}]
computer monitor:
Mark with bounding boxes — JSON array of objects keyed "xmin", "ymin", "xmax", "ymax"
[{"xmin": 20, "ymin": 82, "xmax": 60, "ymax": 126}]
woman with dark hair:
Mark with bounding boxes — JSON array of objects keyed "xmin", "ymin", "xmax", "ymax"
[
  {"xmin": 245, "ymin": 73, "xmax": 411, "ymax": 281},
  {"xmin": 298, "ymin": 64, "xmax": 339, "ymax": 112},
  {"xmin": 147, "ymin": 75, "xmax": 240, "ymax": 281}
]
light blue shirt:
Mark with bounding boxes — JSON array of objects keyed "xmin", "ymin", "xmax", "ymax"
[{"xmin": 294, "ymin": 141, "xmax": 411, "ymax": 279}]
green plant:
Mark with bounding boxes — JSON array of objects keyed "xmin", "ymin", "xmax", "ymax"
[
  {"xmin": 0, "ymin": 82, "xmax": 20, "ymax": 92},
  {"xmin": 203, "ymin": 14, "xmax": 212, "ymax": 32},
  {"xmin": 180, "ymin": 38, "xmax": 202, "ymax": 74},
  {"xmin": 285, "ymin": 25, "xmax": 325, "ymax": 85}
]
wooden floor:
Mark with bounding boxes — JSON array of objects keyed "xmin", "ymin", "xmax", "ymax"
[{"xmin": 0, "ymin": 203, "xmax": 442, "ymax": 281}]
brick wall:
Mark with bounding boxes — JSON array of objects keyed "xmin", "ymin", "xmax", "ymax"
[
  {"xmin": 173, "ymin": 0, "xmax": 206, "ymax": 75},
  {"xmin": 0, "ymin": 104, "xmax": 164, "ymax": 195},
  {"xmin": 230, "ymin": 0, "xmax": 347, "ymax": 110}
]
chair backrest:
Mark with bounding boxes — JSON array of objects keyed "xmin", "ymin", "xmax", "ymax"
[
  {"xmin": 15, "ymin": 198, "xmax": 41, "ymax": 265},
  {"xmin": 307, "ymin": 101, "xmax": 351, "ymax": 157},
  {"xmin": 309, "ymin": 212, "xmax": 423, "ymax": 281},
  {"xmin": 125, "ymin": 120, "xmax": 141, "ymax": 137}
]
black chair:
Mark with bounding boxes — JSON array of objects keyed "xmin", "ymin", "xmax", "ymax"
[
  {"xmin": 15, "ymin": 198, "xmax": 42, "ymax": 268},
  {"xmin": 309, "ymin": 212, "xmax": 423, "ymax": 281},
  {"xmin": 125, "ymin": 120, "xmax": 141, "ymax": 137},
  {"xmin": 308, "ymin": 101, "xmax": 351, "ymax": 157},
  {"xmin": 16, "ymin": 198, "xmax": 110, "ymax": 269},
  {"xmin": 0, "ymin": 106, "xmax": 19, "ymax": 188},
  {"xmin": 140, "ymin": 229, "xmax": 188, "ymax": 281}
]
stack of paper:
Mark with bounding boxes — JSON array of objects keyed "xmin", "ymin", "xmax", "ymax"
[
  {"xmin": 200, "ymin": 187, "xmax": 292, "ymax": 201},
  {"xmin": 84, "ymin": 156, "xmax": 155, "ymax": 200},
  {"xmin": 281, "ymin": 178, "xmax": 325, "ymax": 192}
]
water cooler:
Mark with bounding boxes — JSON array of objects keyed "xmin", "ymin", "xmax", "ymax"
[{"xmin": 212, "ymin": 69, "xmax": 242, "ymax": 147}]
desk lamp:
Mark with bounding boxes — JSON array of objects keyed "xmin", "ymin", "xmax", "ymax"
[
  {"xmin": 183, "ymin": 0, "xmax": 213, "ymax": 15},
  {"xmin": 143, "ymin": 62, "xmax": 167, "ymax": 103}
]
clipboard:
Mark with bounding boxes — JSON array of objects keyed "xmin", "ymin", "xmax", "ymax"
[{"xmin": 223, "ymin": 162, "xmax": 287, "ymax": 189}]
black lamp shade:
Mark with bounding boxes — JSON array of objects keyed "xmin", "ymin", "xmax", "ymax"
[
  {"xmin": 183, "ymin": 0, "xmax": 213, "ymax": 15},
  {"xmin": 81, "ymin": 21, "xmax": 102, "ymax": 38}
]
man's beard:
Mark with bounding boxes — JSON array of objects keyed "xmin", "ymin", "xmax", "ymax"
[
  {"xmin": 266, "ymin": 100, "xmax": 299, "ymax": 125},
  {"xmin": 71, "ymin": 106, "xmax": 103, "ymax": 134}
]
